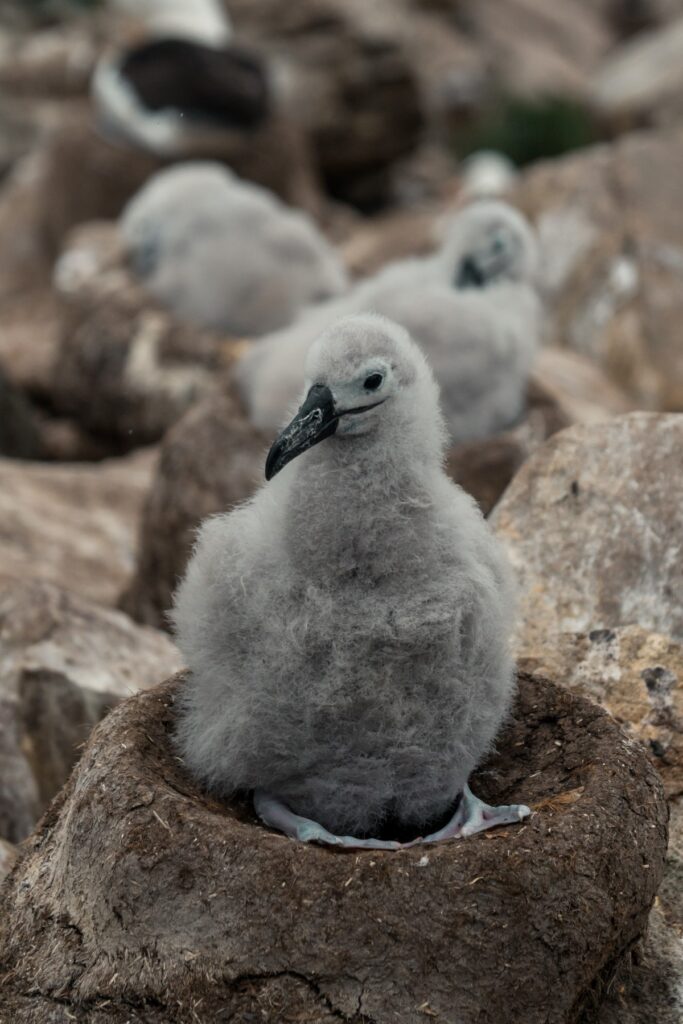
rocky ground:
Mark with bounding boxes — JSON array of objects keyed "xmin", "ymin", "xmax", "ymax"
[{"xmin": 0, "ymin": 1, "xmax": 682, "ymax": 1022}]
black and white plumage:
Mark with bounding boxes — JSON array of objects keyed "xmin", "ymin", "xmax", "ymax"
[
  {"xmin": 172, "ymin": 314, "xmax": 528, "ymax": 847},
  {"xmin": 120, "ymin": 162, "xmax": 348, "ymax": 335},
  {"xmin": 93, "ymin": 1, "xmax": 270, "ymax": 157},
  {"xmin": 237, "ymin": 200, "xmax": 540, "ymax": 442}
]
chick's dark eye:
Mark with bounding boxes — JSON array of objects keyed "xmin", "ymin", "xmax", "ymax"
[{"xmin": 364, "ymin": 372, "xmax": 383, "ymax": 391}]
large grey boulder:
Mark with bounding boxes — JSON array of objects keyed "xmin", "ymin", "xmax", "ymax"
[
  {"xmin": 455, "ymin": 0, "xmax": 611, "ymax": 100},
  {"xmin": 0, "ymin": 579, "xmax": 182, "ymax": 844},
  {"xmin": 513, "ymin": 128, "xmax": 683, "ymax": 411},
  {"xmin": 531, "ymin": 346, "xmax": 634, "ymax": 424},
  {"xmin": 493, "ymin": 412, "xmax": 683, "ymax": 1024},
  {"xmin": 0, "ymin": 671, "xmax": 667, "ymax": 1023},
  {"xmin": 592, "ymin": 15, "xmax": 683, "ymax": 130},
  {"xmin": 493, "ymin": 413, "xmax": 683, "ymax": 648},
  {"xmin": 0, "ymin": 448, "xmax": 156, "ymax": 607}
]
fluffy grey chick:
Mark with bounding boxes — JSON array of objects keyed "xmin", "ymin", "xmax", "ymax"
[
  {"xmin": 120, "ymin": 162, "xmax": 348, "ymax": 335},
  {"xmin": 236, "ymin": 199, "xmax": 539, "ymax": 440},
  {"xmin": 173, "ymin": 313, "xmax": 529, "ymax": 848},
  {"xmin": 376, "ymin": 280, "xmax": 540, "ymax": 443}
]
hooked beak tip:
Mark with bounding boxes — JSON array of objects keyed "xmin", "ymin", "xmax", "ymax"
[{"xmin": 265, "ymin": 383, "xmax": 338, "ymax": 480}]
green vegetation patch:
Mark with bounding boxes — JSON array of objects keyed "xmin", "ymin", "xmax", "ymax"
[{"xmin": 457, "ymin": 94, "xmax": 601, "ymax": 167}]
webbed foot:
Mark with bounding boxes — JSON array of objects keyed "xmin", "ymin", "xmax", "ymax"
[
  {"xmin": 254, "ymin": 790, "xmax": 405, "ymax": 850},
  {"xmin": 421, "ymin": 783, "xmax": 531, "ymax": 843},
  {"xmin": 254, "ymin": 784, "xmax": 531, "ymax": 849}
]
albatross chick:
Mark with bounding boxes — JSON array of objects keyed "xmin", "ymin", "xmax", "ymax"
[
  {"xmin": 173, "ymin": 314, "xmax": 530, "ymax": 848},
  {"xmin": 237, "ymin": 200, "xmax": 540, "ymax": 442},
  {"xmin": 120, "ymin": 162, "xmax": 348, "ymax": 335}
]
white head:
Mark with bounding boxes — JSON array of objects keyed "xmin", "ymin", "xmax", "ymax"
[
  {"xmin": 443, "ymin": 199, "xmax": 538, "ymax": 289},
  {"xmin": 265, "ymin": 314, "xmax": 446, "ymax": 479}
]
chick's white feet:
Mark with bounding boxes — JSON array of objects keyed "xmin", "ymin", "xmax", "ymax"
[
  {"xmin": 254, "ymin": 784, "xmax": 530, "ymax": 850},
  {"xmin": 420, "ymin": 783, "xmax": 531, "ymax": 843}
]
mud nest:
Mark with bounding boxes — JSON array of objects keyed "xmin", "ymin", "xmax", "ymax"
[{"xmin": 0, "ymin": 671, "xmax": 667, "ymax": 1024}]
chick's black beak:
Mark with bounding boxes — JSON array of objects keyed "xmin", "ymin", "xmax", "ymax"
[
  {"xmin": 457, "ymin": 245, "xmax": 512, "ymax": 290},
  {"xmin": 456, "ymin": 254, "xmax": 486, "ymax": 289},
  {"xmin": 265, "ymin": 383, "xmax": 338, "ymax": 480}
]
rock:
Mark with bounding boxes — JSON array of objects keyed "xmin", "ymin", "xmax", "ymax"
[
  {"xmin": 604, "ymin": 0, "xmax": 680, "ymax": 39},
  {"xmin": 51, "ymin": 221, "xmax": 241, "ymax": 446},
  {"xmin": 0, "ymin": 98, "xmax": 36, "ymax": 179},
  {"xmin": 106, "ymin": 0, "xmax": 231, "ymax": 45},
  {"xmin": 0, "ymin": 447, "xmax": 157, "ymax": 607},
  {"xmin": 446, "ymin": 377, "xmax": 570, "ymax": 516},
  {"xmin": 229, "ymin": 0, "xmax": 425, "ymax": 209},
  {"xmin": 0, "ymin": 147, "xmax": 54, "ymax": 300},
  {"xmin": 447, "ymin": 433, "xmax": 533, "ymax": 518},
  {"xmin": 457, "ymin": 0, "xmax": 612, "ymax": 100},
  {"xmin": 592, "ymin": 15, "xmax": 683, "ymax": 130},
  {"xmin": 531, "ymin": 346, "xmax": 635, "ymax": 424},
  {"xmin": 492, "ymin": 413, "xmax": 683, "ymax": 646},
  {"xmin": 0, "ymin": 365, "xmax": 46, "ymax": 458},
  {"xmin": 0, "ymin": 289, "xmax": 64, "ymax": 397},
  {"xmin": 33, "ymin": 416, "xmax": 114, "ymax": 463},
  {"xmin": 340, "ymin": 202, "xmax": 445, "ymax": 278},
  {"xmin": 0, "ymin": 580, "xmax": 182, "ymax": 844},
  {"xmin": 0, "ymin": 24, "xmax": 97, "ymax": 98},
  {"xmin": 0, "ymin": 111, "xmax": 162, "ymax": 300},
  {"xmin": 0, "ymin": 838, "xmax": 17, "ymax": 884},
  {"xmin": 513, "ymin": 127, "xmax": 683, "ymax": 410},
  {"xmin": 487, "ymin": 382, "xmax": 683, "ymax": 1024},
  {"xmin": 518, "ymin": 626, "xmax": 683, "ymax": 798},
  {"xmin": 0, "ymin": 671, "xmax": 667, "ymax": 1024},
  {"xmin": 0, "ymin": 329, "xmax": 115, "ymax": 460},
  {"xmin": 0, "ymin": 325, "xmax": 93, "ymax": 462},
  {"xmin": 228, "ymin": 0, "xmax": 614, "ymax": 205},
  {"xmin": 121, "ymin": 388, "xmax": 267, "ymax": 628}
]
